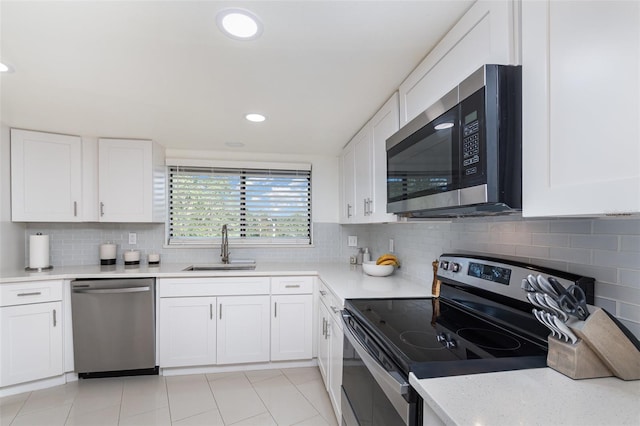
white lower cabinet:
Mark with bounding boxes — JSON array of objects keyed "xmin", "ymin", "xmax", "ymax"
[
  {"xmin": 0, "ymin": 301, "xmax": 63, "ymax": 387},
  {"xmin": 317, "ymin": 282, "xmax": 343, "ymax": 422},
  {"xmin": 159, "ymin": 297, "xmax": 217, "ymax": 368},
  {"xmin": 271, "ymin": 294, "xmax": 313, "ymax": 361},
  {"xmin": 217, "ymin": 295, "xmax": 271, "ymax": 364}
]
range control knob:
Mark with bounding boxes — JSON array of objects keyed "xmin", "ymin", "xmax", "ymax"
[
  {"xmin": 439, "ymin": 261, "xmax": 449, "ymax": 270},
  {"xmin": 451, "ymin": 263, "xmax": 461, "ymax": 272}
]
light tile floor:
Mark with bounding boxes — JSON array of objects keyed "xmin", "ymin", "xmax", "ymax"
[{"xmin": 0, "ymin": 367, "xmax": 339, "ymax": 426}]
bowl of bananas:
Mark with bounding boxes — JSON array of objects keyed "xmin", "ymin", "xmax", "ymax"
[{"xmin": 362, "ymin": 254, "xmax": 400, "ymax": 277}]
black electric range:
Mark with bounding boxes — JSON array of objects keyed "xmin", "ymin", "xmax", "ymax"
[{"xmin": 340, "ymin": 254, "xmax": 595, "ymax": 426}]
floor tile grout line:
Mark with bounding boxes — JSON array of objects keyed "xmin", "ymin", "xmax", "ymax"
[{"xmin": 293, "ymin": 380, "xmax": 336, "ymax": 426}]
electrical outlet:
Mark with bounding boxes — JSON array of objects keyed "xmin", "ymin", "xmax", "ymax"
[
  {"xmin": 128, "ymin": 232, "xmax": 137, "ymax": 245},
  {"xmin": 389, "ymin": 238, "xmax": 394, "ymax": 253},
  {"xmin": 348, "ymin": 236, "xmax": 358, "ymax": 247}
]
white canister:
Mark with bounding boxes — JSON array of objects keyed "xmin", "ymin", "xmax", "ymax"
[
  {"xmin": 99, "ymin": 243, "xmax": 117, "ymax": 265},
  {"xmin": 148, "ymin": 253, "xmax": 160, "ymax": 265},
  {"xmin": 123, "ymin": 250, "xmax": 141, "ymax": 264}
]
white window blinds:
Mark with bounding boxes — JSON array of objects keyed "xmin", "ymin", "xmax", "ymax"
[{"xmin": 168, "ymin": 166, "xmax": 311, "ymax": 245}]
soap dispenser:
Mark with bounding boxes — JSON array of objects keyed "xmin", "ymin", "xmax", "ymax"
[{"xmin": 363, "ymin": 247, "xmax": 371, "ymax": 262}]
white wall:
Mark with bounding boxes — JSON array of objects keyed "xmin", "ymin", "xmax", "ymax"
[
  {"xmin": 166, "ymin": 149, "xmax": 340, "ymax": 224},
  {"xmin": 0, "ymin": 122, "xmax": 26, "ymax": 272}
]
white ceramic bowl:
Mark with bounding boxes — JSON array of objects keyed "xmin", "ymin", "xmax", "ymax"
[{"xmin": 362, "ymin": 261, "xmax": 394, "ymax": 277}]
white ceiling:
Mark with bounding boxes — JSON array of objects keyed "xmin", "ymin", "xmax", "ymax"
[{"xmin": 0, "ymin": 1, "xmax": 473, "ymax": 156}]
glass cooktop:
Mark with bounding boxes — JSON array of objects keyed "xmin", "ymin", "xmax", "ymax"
[{"xmin": 344, "ymin": 297, "xmax": 548, "ymax": 379}]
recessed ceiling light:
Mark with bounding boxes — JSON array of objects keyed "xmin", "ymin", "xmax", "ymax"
[
  {"xmin": 245, "ymin": 113, "xmax": 266, "ymax": 123},
  {"xmin": 216, "ymin": 8, "xmax": 263, "ymax": 41},
  {"xmin": 434, "ymin": 122, "xmax": 454, "ymax": 130},
  {"xmin": 0, "ymin": 62, "xmax": 13, "ymax": 73}
]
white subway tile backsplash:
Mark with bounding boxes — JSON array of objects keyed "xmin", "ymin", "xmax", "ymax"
[
  {"xmin": 549, "ymin": 219, "xmax": 591, "ymax": 234},
  {"xmin": 592, "ymin": 218, "xmax": 640, "ymax": 235},
  {"xmin": 621, "ymin": 235, "xmax": 640, "ymax": 252},
  {"xmin": 515, "ymin": 245, "xmax": 549, "ymax": 260},
  {"xmin": 549, "ymin": 247, "xmax": 591, "ymax": 265},
  {"xmin": 532, "ymin": 233, "xmax": 570, "ymax": 248},
  {"xmin": 570, "ymin": 234, "xmax": 618, "ymax": 251},
  {"xmin": 619, "ymin": 269, "xmax": 640, "ymax": 290},
  {"xmin": 619, "ymin": 302, "xmax": 640, "ymax": 323},
  {"xmin": 593, "ymin": 283, "xmax": 640, "ymax": 306},
  {"xmin": 593, "ymin": 249, "xmax": 640, "ymax": 269}
]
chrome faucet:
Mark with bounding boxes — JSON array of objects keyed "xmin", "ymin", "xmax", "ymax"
[{"xmin": 220, "ymin": 224, "xmax": 230, "ymax": 264}]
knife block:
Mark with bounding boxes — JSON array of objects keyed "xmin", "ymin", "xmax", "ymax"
[
  {"xmin": 547, "ymin": 336, "xmax": 612, "ymax": 379},
  {"xmin": 567, "ymin": 307, "xmax": 640, "ymax": 381}
]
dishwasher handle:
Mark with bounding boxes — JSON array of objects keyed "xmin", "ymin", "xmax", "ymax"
[{"xmin": 72, "ymin": 286, "xmax": 151, "ymax": 294}]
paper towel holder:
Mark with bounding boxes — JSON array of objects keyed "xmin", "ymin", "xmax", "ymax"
[{"xmin": 25, "ymin": 232, "xmax": 53, "ymax": 272}]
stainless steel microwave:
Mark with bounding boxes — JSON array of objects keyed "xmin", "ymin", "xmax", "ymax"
[{"xmin": 386, "ymin": 64, "xmax": 522, "ymax": 218}]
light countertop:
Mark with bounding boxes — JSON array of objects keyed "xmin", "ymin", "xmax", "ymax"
[
  {"xmin": 0, "ymin": 262, "xmax": 433, "ymax": 303},
  {"xmin": 410, "ymin": 368, "xmax": 640, "ymax": 426}
]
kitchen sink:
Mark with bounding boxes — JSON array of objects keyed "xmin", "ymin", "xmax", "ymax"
[{"xmin": 182, "ymin": 261, "xmax": 256, "ymax": 271}]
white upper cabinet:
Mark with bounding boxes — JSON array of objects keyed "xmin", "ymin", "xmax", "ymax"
[
  {"xmin": 340, "ymin": 93, "xmax": 399, "ymax": 224},
  {"xmin": 340, "ymin": 143, "xmax": 356, "ymax": 223},
  {"xmin": 399, "ymin": 0, "xmax": 520, "ymax": 126},
  {"xmin": 11, "ymin": 129, "xmax": 82, "ymax": 222},
  {"xmin": 521, "ymin": 1, "xmax": 640, "ymax": 216},
  {"xmin": 10, "ymin": 132, "xmax": 166, "ymax": 222},
  {"xmin": 369, "ymin": 93, "xmax": 399, "ymax": 222},
  {"xmin": 97, "ymin": 139, "xmax": 166, "ymax": 222}
]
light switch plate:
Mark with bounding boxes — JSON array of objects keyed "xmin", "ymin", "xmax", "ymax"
[
  {"xmin": 128, "ymin": 232, "xmax": 137, "ymax": 245},
  {"xmin": 348, "ymin": 236, "xmax": 358, "ymax": 247}
]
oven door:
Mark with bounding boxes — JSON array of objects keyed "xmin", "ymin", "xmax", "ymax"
[{"xmin": 341, "ymin": 311, "xmax": 419, "ymax": 426}]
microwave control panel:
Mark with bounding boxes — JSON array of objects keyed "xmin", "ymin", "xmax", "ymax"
[{"xmin": 462, "ymin": 118, "xmax": 480, "ymax": 176}]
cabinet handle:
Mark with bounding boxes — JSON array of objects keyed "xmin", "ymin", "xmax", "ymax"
[
  {"xmin": 322, "ymin": 317, "xmax": 327, "ymax": 336},
  {"xmin": 319, "ymin": 290, "xmax": 327, "ymax": 296},
  {"xmin": 210, "ymin": 304, "xmax": 213, "ymax": 320},
  {"xmin": 74, "ymin": 201, "xmax": 78, "ymax": 217},
  {"xmin": 347, "ymin": 204, "xmax": 352, "ymax": 218},
  {"xmin": 325, "ymin": 319, "xmax": 330, "ymax": 339},
  {"xmin": 274, "ymin": 302, "xmax": 277, "ymax": 318},
  {"xmin": 285, "ymin": 284, "xmax": 301, "ymax": 288},
  {"xmin": 53, "ymin": 309, "xmax": 57, "ymax": 327},
  {"xmin": 331, "ymin": 306, "xmax": 340, "ymax": 314},
  {"xmin": 367, "ymin": 198, "xmax": 372, "ymax": 215},
  {"xmin": 17, "ymin": 292, "xmax": 42, "ymax": 297},
  {"xmin": 219, "ymin": 303, "xmax": 222, "ymax": 319},
  {"xmin": 100, "ymin": 202, "xmax": 105, "ymax": 217}
]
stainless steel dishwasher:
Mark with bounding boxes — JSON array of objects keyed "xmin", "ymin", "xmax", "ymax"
[{"xmin": 71, "ymin": 278, "xmax": 157, "ymax": 377}]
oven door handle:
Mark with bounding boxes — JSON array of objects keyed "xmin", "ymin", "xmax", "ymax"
[{"xmin": 341, "ymin": 311, "xmax": 411, "ymax": 424}]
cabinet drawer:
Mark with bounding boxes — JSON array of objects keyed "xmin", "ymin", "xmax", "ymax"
[
  {"xmin": 319, "ymin": 280, "xmax": 342, "ymax": 317},
  {"xmin": 0, "ymin": 280, "xmax": 63, "ymax": 307},
  {"xmin": 271, "ymin": 276, "xmax": 314, "ymax": 294},
  {"xmin": 159, "ymin": 277, "xmax": 270, "ymax": 297}
]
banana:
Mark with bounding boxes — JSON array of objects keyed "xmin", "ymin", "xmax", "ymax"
[{"xmin": 376, "ymin": 254, "xmax": 399, "ymax": 267}]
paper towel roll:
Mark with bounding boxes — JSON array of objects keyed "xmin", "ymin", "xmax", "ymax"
[{"xmin": 29, "ymin": 234, "xmax": 50, "ymax": 269}]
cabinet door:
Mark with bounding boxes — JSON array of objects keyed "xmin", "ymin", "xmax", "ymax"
[
  {"xmin": 217, "ymin": 295, "xmax": 270, "ymax": 364},
  {"xmin": 399, "ymin": 1, "xmax": 519, "ymax": 125},
  {"xmin": 0, "ymin": 301, "xmax": 63, "ymax": 386},
  {"xmin": 353, "ymin": 126, "xmax": 373, "ymax": 223},
  {"xmin": 271, "ymin": 294, "xmax": 313, "ymax": 361},
  {"xmin": 159, "ymin": 297, "xmax": 216, "ymax": 368},
  {"xmin": 522, "ymin": 1, "xmax": 640, "ymax": 216},
  {"xmin": 369, "ymin": 93, "xmax": 399, "ymax": 222},
  {"xmin": 327, "ymin": 313, "xmax": 343, "ymax": 421},
  {"xmin": 317, "ymin": 302, "xmax": 330, "ymax": 387},
  {"xmin": 11, "ymin": 129, "xmax": 82, "ymax": 222},
  {"xmin": 98, "ymin": 139, "xmax": 153, "ymax": 222},
  {"xmin": 341, "ymin": 143, "xmax": 356, "ymax": 223}
]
